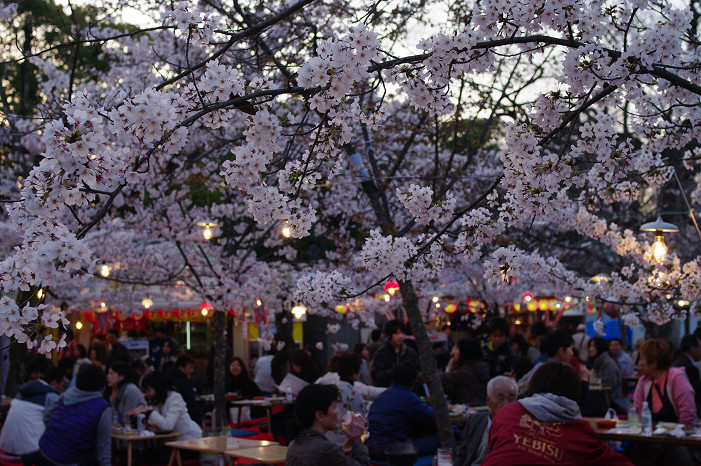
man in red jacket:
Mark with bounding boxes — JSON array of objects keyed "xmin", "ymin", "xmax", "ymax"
[{"xmin": 482, "ymin": 362, "xmax": 632, "ymax": 465}]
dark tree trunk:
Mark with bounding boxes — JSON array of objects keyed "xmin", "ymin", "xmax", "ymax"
[
  {"xmin": 212, "ymin": 309, "xmax": 227, "ymax": 432},
  {"xmin": 399, "ymin": 280, "xmax": 454, "ymax": 448}
]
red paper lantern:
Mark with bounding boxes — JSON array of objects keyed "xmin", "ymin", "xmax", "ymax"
[{"xmin": 384, "ymin": 281, "xmax": 400, "ymax": 293}]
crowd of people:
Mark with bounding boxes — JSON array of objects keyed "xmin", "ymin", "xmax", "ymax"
[{"xmin": 1, "ymin": 319, "xmax": 701, "ymax": 465}]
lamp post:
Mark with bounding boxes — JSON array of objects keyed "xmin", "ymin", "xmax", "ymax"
[{"xmin": 640, "ymin": 216, "xmax": 678, "ymax": 263}]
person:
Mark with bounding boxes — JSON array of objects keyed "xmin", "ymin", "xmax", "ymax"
[
  {"xmin": 453, "ymin": 376, "xmax": 518, "ymax": 466},
  {"xmin": 30, "ymin": 364, "xmax": 112, "ymax": 466},
  {"xmin": 517, "ymin": 329, "xmax": 581, "ymax": 394},
  {"xmin": 442, "ymin": 324, "xmax": 455, "ymax": 353},
  {"xmin": 572, "ymin": 323, "xmax": 590, "ymax": 358},
  {"xmin": 353, "ymin": 343, "xmax": 371, "ymax": 385},
  {"xmin": 588, "ymin": 337, "xmax": 628, "ymax": 413},
  {"xmin": 159, "ymin": 340, "xmax": 179, "ymax": 372},
  {"xmin": 72, "ymin": 344, "xmax": 91, "ymax": 379},
  {"xmin": 367, "ymin": 328, "xmax": 383, "ymax": 362},
  {"xmin": 58, "ymin": 329, "xmax": 77, "ymax": 361},
  {"xmin": 673, "ymin": 334, "xmax": 701, "ymax": 418},
  {"xmin": 370, "ymin": 320, "xmax": 420, "ymax": 387},
  {"xmin": 631, "ymin": 338, "xmax": 696, "ymax": 465},
  {"xmin": 482, "ymin": 318, "xmax": 515, "ymax": 378},
  {"xmin": 166, "ymin": 355, "xmax": 202, "ymax": 424},
  {"xmin": 254, "ymin": 349, "xmax": 276, "ymax": 394},
  {"xmin": 482, "ymin": 362, "xmax": 632, "ymax": 465},
  {"xmin": 290, "ymin": 349, "xmax": 321, "ymax": 383},
  {"xmin": 226, "ymin": 356, "xmax": 262, "ymax": 396},
  {"xmin": 633, "ymin": 338, "xmax": 696, "ymax": 425},
  {"xmin": 366, "ymin": 362, "xmax": 439, "ymax": 460},
  {"xmin": 105, "ymin": 361, "xmax": 146, "ymax": 425},
  {"xmin": 0, "ymin": 367, "xmax": 65, "ymax": 456},
  {"xmin": 132, "ymin": 358, "xmax": 154, "ymax": 388},
  {"xmin": 527, "ymin": 322, "xmax": 548, "ymax": 364},
  {"xmin": 285, "ymin": 384, "xmax": 371, "ymax": 465},
  {"xmin": 510, "ymin": 334, "xmax": 531, "ymax": 359},
  {"xmin": 433, "ymin": 342, "xmax": 450, "ymax": 372},
  {"xmin": 440, "ymin": 338, "xmax": 490, "ymax": 406},
  {"xmin": 609, "ymin": 338, "xmax": 634, "ymax": 377},
  {"xmin": 105, "ymin": 329, "xmax": 131, "ymax": 367},
  {"xmin": 150, "ymin": 324, "xmax": 178, "ymax": 372},
  {"xmin": 58, "ymin": 357, "xmax": 75, "ymax": 387},
  {"xmin": 88, "ymin": 343, "xmax": 106, "ymax": 367},
  {"xmin": 128, "ymin": 371, "xmax": 202, "ymax": 440}
]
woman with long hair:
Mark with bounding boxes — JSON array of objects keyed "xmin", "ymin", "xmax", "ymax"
[
  {"xmin": 106, "ymin": 361, "xmax": 146, "ymax": 424},
  {"xmin": 285, "ymin": 384, "xmax": 371, "ymax": 465},
  {"xmin": 226, "ymin": 357, "xmax": 261, "ymax": 397},
  {"xmin": 127, "ymin": 371, "xmax": 201, "ymax": 441},
  {"xmin": 353, "ymin": 343, "xmax": 371, "ymax": 385},
  {"xmin": 439, "ymin": 338, "xmax": 490, "ymax": 406},
  {"xmin": 159, "ymin": 340, "xmax": 179, "ymax": 372}
]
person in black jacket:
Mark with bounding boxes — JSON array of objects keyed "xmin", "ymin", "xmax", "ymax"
[
  {"xmin": 370, "ymin": 320, "xmax": 420, "ymax": 387},
  {"xmin": 672, "ymin": 334, "xmax": 701, "ymax": 417},
  {"xmin": 166, "ymin": 355, "xmax": 201, "ymax": 424},
  {"xmin": 482, "ymin": 318, "xmax": 515, "ymax": 379}
]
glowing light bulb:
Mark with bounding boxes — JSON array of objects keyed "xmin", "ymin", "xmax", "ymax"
[
  {"xmin": 256, "ymin": 299, "xmax": 262, "ymax": 306},
  {"xmin": 201, "ymin": 308, "xmax": 208, "ymax": 316},
  {"xmin": 565, "ymin": 296, "xmax": 572, "ymax": 303},
  {"xmin": 383, "ymin": 294, "xmax": 390, "ymax": 302},
  {"xmin": 76, "ymin": 321, "xmax": 83, "ymax": 330},
  {"xmin": 432, "ymin": 296, "xmax": 439, "ymax": 303},
  {"xmin": 652, "ymin": 234, "xmax": 667, "ymax": 262},
  {"xmin": 142, "ymin": 298, "xmax": 153, "ymax": 309},
  {"xmin": 202, "ymin": 225, "xmax": 213, "ymax": 240},
  {"xmin": 37, "ymin": 289, "xmax": 44, "ymax": 299},
  {"xmin": 281, "ymin": 224, "xmax": 291, "ymax": 238},
  {"xmin": 100, "ymin": 265, "xmax": 110, "ymax": 277},
  {"xmin": 100, "ymin": 301, "xmax": 106, "ymax": 308},
  {"xmin": 388, "ymin": 288, "xmax": 396, "ymax": 296},
  {"xmin": 435, "ymin": 303, "xmax": 440, "ymax": 308}
]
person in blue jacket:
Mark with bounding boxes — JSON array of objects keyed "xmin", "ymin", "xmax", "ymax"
[{"xmin": 366, "ymin": 362, "xmax": 439, "ymax": 460}]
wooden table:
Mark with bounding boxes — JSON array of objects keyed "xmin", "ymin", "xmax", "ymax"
[
  {"xmin": 587, "ymin": 418, "xmax": 701, "ymax": 447},
  {"xmin": 229, "ymin": 398, "xmax": 294, "ymax": 431},
  {"xmin": 165, "ymin": 436, "xmax": 277, "ymax": 466},
  {"xmin": 225, "ymin": 445, "xmax": 288, "ymax": 464},
  {"xmin": 111, "ymin": 430, "xmax": 182, "ymax": 466}
]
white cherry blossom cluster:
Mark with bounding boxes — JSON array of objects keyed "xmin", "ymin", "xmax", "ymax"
[
  {"xmin": 395, "ymin": 185, "xmax": 455, "ymax": 225},
  {"xmin": 298, "ymin": 24, "xmax": 381, "ymax": 113},
  {"xmin": 358, "ymin": 229, "xmax": 417, "ymax": 281},
  {"xmin": 165, "ymin": 1, "xmax": 218, "ymax": 47},
  {"xmin": 293, "ymin": 271, "xmax": 351, "ymax": 307},
  {"xmin": 455, "ymin": 208, "xmax": 506, "ymax": 261}
]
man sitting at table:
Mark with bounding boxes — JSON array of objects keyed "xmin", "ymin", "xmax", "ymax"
[
  {"xmin": 673, "ymin": 334, "xmax": 701, "ymax": 418},
  {"xmin": 0, "ymin": 366, "xmax": 65, "ymax": 456},
  {"xmin": 366, "ymin": 362, "xmax": 439, "ymax": 460},
  {"xmin": 609, "ymin": 338, "xmax": 634, "ymax": 377},
  {"xmin": 25, "ymin": 364, "xmax": 111, "ymax": 466},
  {"xmin": 454, "ymin": 375, "xmax": 517, "ymax": 466}
]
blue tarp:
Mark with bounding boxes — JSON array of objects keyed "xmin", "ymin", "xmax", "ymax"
[{"xmin": 586, "ymin": 319, "xmax": 632, "ymax": 342}]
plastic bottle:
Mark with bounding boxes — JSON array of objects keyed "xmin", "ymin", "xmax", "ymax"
[
  {"xmin": 285, "ymin": 386, "xmax": 293, "ymax": 402},
  {"xmin": 136, "ymin": 413, "xmax": 145, "ymax": 434},
  {"xmin": 628, "ymin": 406, "xmax": 639, "ymax": 430},
  {"xmin": 641, "ymin": 401, "xmax": 652, "ymax": 436}
]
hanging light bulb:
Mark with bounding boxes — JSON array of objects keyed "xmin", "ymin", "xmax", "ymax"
[
  {"xmin": 432, "ymin": 296, "xmax": 439, "ymax": 303},
  {"xmin": 641, "ymin": 216, "xmax": 678, "ymax": 263},
  {"xmin": 281, "ymin": 222, "xmax": 292, "ymax": 238},
  {"xmin": 256, "ymin": 299, "xmax": 262, "ymax": 306},
  {"xmin": 591, "ymin": 274, "xmax": 611, "ymax": 284},
  {"xmin": 383, "ymin": 294, "xmax": 391, "ymax": 302},
  {"xmin": 37, "ymin": 288, "xmax": 44, "ymax": 299},
  {"xmin": 100, "ymin": 265, "xmax": 111, "ymax": 277},
  {"xmin": 76, "ymin": 321, "xmax": 83, "ymax": 330},
  {"xmin": 142, "ymin": 298, "xmax": 153, "ymax": 309},
  {"xmin": 196, "ymin": 221, "xmax": 218, "ymax": 240},
  {"xmin": 201, "ymin": 308, "xmax": 208, "ymax": 316}
]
